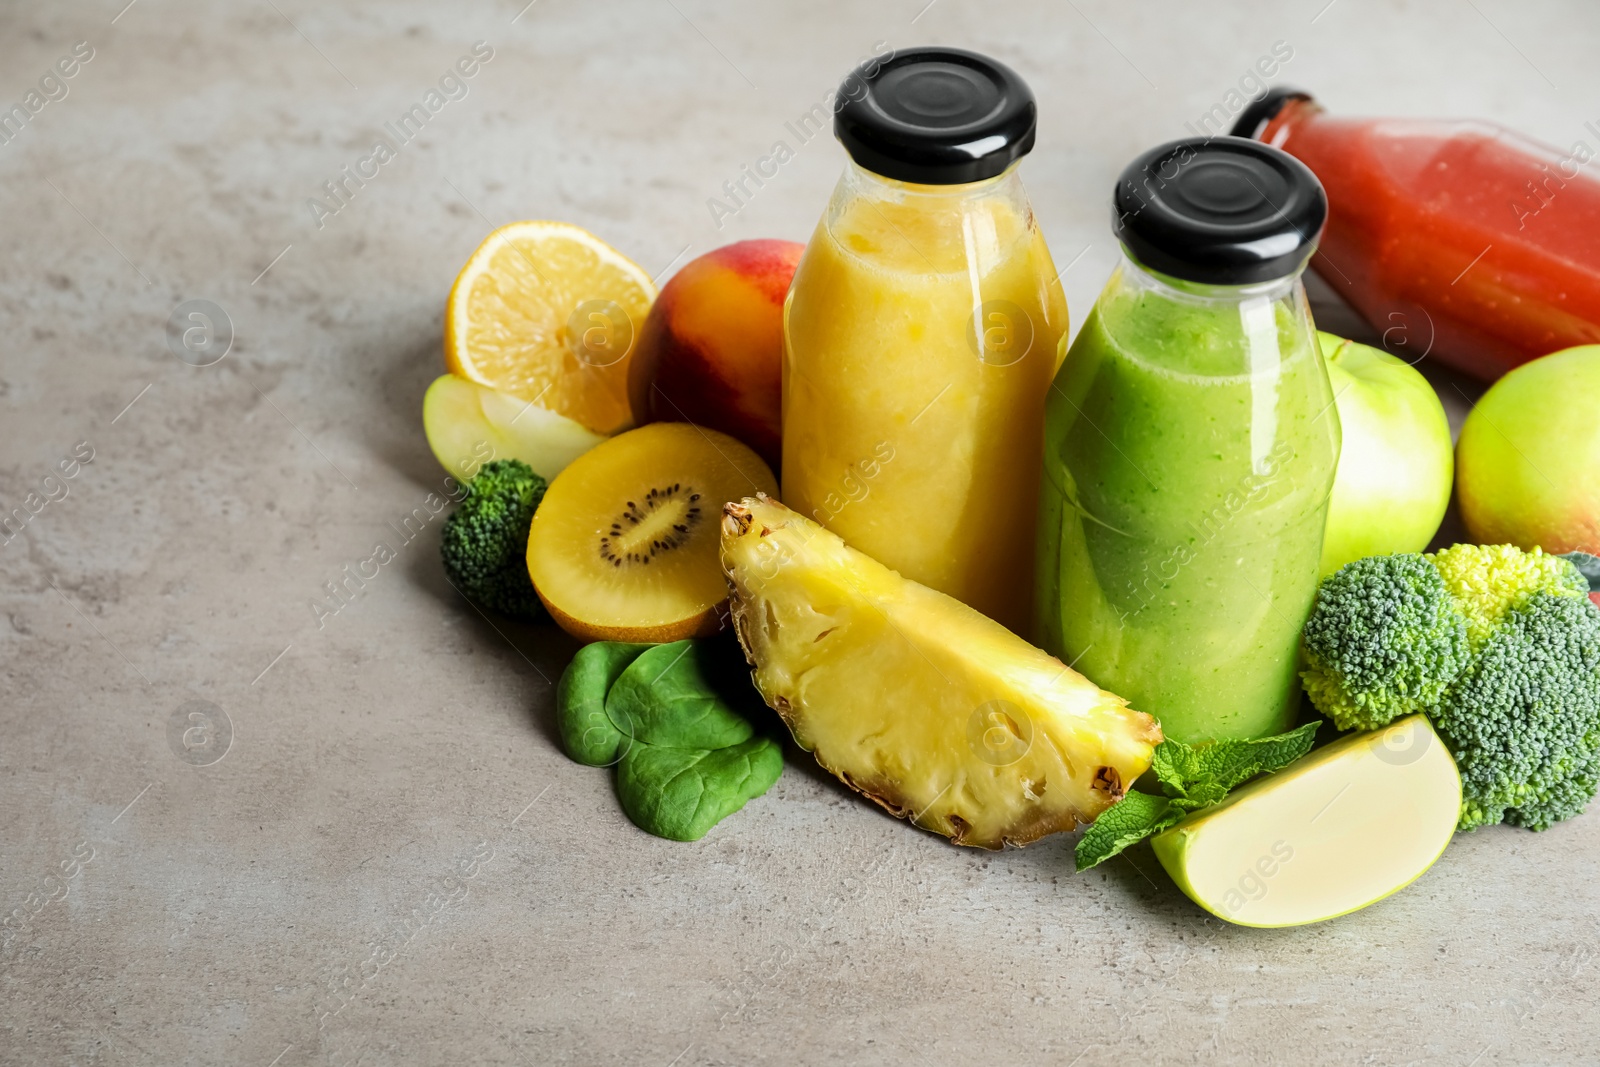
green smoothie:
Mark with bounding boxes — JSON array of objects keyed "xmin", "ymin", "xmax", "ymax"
[{"xmin": 1035, "ymin": 266, "xmax": 1340, "ymax": 743}]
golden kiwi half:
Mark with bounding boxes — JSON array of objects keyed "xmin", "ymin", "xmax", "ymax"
[{"xmin": 526, "ymin": 422, "xmax": 778, "ymax": 642}]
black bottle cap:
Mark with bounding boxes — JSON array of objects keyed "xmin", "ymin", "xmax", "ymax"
[
  {"xmin": 1112, "ymin": 136, "xmax": 1327, "ymax": 286},
  {"xmin": 1230, "ymin": 87, "xmax": 1314, "ymax": 140},
  {"xmin": 833, "ymin": 47, "xmax": 1036, "ymax": 185}
]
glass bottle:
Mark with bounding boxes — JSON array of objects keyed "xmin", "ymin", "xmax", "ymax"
[
  {"xmin": 1235, "ymin": 89, "xmax": 1600, "ymax": 380},
  {"xmin": 783, "ymin": 47, "xmax": 1068, "ymax": 635},
  {"xmin": 1036, "ymin": 137, "xmax": 1340, "ymax": 744}
]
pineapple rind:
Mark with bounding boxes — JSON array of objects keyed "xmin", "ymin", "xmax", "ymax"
[{"xmin": 721, "ymin": 494, "xmax": 1161, "ymax": 849}]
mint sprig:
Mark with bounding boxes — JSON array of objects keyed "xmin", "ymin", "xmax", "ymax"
[{"xmin": 1075, "ymin": 721, "xmax": 1320, "ymax": 871}]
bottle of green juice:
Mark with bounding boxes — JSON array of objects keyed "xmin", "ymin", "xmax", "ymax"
[{"xmin": 1036, "ymin": 137, "xmax": 1339, "ymax": 744}]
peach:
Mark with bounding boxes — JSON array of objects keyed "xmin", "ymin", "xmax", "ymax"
[{"xmin": 627, "ymin": 239, "xmax": 803, "ymax": 470}]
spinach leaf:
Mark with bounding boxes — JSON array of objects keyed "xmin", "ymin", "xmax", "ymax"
[
  {"xmin": 555, "ymin": 637, "xmax": 783, "ymax": 842},
  {"xmin": 606, "ymin": 640, "xmax": 755, "ymax": 750},
  {"xmin": 1075, "ymin": 721, "xmax": 1319, "ymax": 871},
  {"xmin": 616, "ymin": 737, "xmax": 783, "ymax": 842},
  {"xmin": 557, "ymin": 641, "xmax": 653, "ymax": 766}
]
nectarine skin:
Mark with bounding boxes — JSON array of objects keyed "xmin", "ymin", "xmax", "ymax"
[{"xmin": 628, "ymin": 239, "xmax": 803, "ymax": 470}]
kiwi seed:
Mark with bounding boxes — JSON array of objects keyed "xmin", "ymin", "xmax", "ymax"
[{"xmin": 597, "ymin": 485, "xmax": 703, "ymax": 567}]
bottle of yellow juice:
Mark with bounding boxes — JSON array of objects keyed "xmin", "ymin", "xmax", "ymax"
[{"xmin": 782, "ymin": 48, "xmax": 1067, "ymax": 634}]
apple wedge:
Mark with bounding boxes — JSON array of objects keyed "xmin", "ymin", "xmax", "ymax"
[
  {"xmin": 1152, "ymin": 715, "xmax": 1461, "ymax": 928},
  {"xmin": 423, "ymin": 373, "xmax": 607, "ymax": 482}
]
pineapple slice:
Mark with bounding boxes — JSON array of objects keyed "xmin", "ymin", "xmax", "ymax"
[{"xmin": 720, "ymin": 495, "xmax": 1161, "ymax": 849}]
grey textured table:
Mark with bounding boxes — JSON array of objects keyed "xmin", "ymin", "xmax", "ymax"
[{"xmin": 3, "ymin": 1, "xmax": 1597, "ymax": 1064}]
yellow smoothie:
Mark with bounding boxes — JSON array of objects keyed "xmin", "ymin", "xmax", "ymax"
[{"xmin": 781, "ymin": 167, "xmax": 1068, "ymax": 634}]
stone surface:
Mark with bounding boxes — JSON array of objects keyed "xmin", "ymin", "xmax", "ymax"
[{"xmin": 3, "ymin": 1, "xmax": 1599, "ymax": 1064}]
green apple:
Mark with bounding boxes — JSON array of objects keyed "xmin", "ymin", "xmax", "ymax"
[
  {"xmin": 1319, "ymin": 332, "xmax": 1454, "ymax": 577},
  {"xmin": 422, "ymin": 374, "xmax": 607, "ymax": 483},
  {"xmin": 1457, "ymin": 344, "xmax": 1600, "ymax": 556},
  {"xmin": 1152, "ymin": 715, "xmax": 1460, "ymax": 928}
]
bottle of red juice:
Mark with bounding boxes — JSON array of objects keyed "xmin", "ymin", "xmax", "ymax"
[{"xmin": 1234, "ymin": 90, "xmax": 1600, "ymax": 380}]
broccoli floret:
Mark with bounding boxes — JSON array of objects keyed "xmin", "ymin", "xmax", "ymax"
[
  {"xmin": 1301, "ymin": 543, "xmax": 1600, "ymax": 832},
  {"xmin": 1300, "ymin": 553, "xmax": 1471, "ymax": 732},
  {"xmin": 440, "ymin": 459, "xmax": 546, "ymax": 618},
  {"xmin": 1428, "ymin": 543, "xmax": 1589, "ymax": 651},
  {"xmin": 1434, "ymin": 591, "xmax": 1600, "ymax": 831}
]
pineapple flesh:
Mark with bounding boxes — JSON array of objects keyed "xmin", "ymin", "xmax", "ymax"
[{"xmin": 720, "ymin": 495, "xmax": 1161, "ymax": 849}]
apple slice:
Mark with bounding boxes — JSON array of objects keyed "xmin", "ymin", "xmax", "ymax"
[
  {"xmin": 1152, "ymin": 715, "xmax": 1460, "ymax": 928},
  {"xmin": 423, "ymin": 374, "xmax": 607, "ymax": 482}
]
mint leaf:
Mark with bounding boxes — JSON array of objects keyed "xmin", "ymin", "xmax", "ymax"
[
  {"xmin": 1074, "ymin": 721, "xmax": 1321, "ymax": 873},
  {"xmin": 1074, "ymin": 790, "xmax": 1181, "ymax": 871},
  {"xmin": 1148, "ymin": 741, "xmax": 1207, "ymax": 804},
  {"xmin": 1152, "ymin": 721, "xmax": 1321, "ymax": 807}
]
